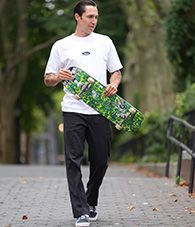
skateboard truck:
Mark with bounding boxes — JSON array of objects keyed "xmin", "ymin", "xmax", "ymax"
[
  {"xmin": 115, "ymin": 107, "xmax": 136, "ymax": 130},
  {"xmin": 74, "ymin": 77, "xmax": 94, "ymax": 100}
]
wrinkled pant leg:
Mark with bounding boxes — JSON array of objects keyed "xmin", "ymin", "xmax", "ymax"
[
  {"xmin": 63, "ymin": 112, "xmax": 89, "ymax": 218},
  {"xmin": 86, "ymin": 115, "xmax": 111, "ymax": 206}
]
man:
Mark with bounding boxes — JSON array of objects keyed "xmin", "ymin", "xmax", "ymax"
[{"xmin": 44, "ymin": 1, "xmax": 122, "ymax": 226}]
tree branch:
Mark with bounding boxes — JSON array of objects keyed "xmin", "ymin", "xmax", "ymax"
[
  {"xmin": 4, "ymin": 36, "xmax": 59, "ymax": 77},
  {"xmin": 0, "ymin": 0, "xmax": 6, "ymax": 16},
  {"xmin": 7, "ymin": 0, "xmax": 28, "ymax": 96},
  {"xmin": 1, "ymin": 2, "xmax": 13, "ymax": 65}
]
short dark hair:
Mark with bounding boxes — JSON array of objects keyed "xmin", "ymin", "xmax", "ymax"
[{"xmin": 74, "ymin": 0, "xmax": 97, "ymax": 17}]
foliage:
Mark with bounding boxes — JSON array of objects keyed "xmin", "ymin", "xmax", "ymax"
[
  {"xmin": 114, "ymin": 81, "xmax": 195, "ymax": 163},
  {"xmin": 174, "ymin": 83, "xmax": 195, "ymax": 117},
  {"xmin": 134, "ymin": 115, "xmax": 167, "ymax": 163},
  {"xmin": 141, "ymin": 127, "xmax": 167, "ymax": 162},
  {"xmin": 139, "ymin": 83, "xmax": 195, "ymax": 163},
  {"xmin": 165, "ymin": 0, "xmax": 195, "ymax": 91},
  {"xmin": 18, "ymin": 0, "xmax": 75, "ymax": 133},
  {"xmin": 112, "ymin": 112, "xmax": 168, "ymax": 163},
  {"xmin": 97, "ymin": 0, "xmax": 128, "ymax": 61}
]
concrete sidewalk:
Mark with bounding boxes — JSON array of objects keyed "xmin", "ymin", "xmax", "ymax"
[{"xmin": 0, "ymin": 164, "xmax": 194, "ymax": 227}]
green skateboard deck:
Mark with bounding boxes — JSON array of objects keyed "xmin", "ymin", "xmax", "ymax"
[{"xmin": 63, "ymin": 66, "xmax": 144, "ymax": 132}]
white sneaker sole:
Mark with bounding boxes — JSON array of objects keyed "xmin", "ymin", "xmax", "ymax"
[{"xmin": 89, "ymin": 213, "xmax": 98, "ymax": 221}]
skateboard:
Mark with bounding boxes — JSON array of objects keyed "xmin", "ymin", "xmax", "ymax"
[{"xmin": 63, "ymin": 67, "xmax": 144, "ymax": 132}]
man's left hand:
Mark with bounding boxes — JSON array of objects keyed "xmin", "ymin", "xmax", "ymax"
[{"xmin": 104, "ymin": 83, "xmax": 118, "ymax": 97}]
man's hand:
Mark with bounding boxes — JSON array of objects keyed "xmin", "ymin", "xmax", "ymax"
[
  {"xmin": 104, "ymin": 83, "xmax": 118, "ymax": 97},
  {"xmin": 44, "ymin": 69, "xmax": 73, "ymax": 87},
  {"xmin": 58, "ymin": 69, "xmax": 73, "ymax": 82},
  {"xmin": 104, "ymin": 70, "xmax": 122, "ymax": 97}
]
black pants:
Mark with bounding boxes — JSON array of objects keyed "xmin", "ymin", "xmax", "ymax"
[{"xmin": 63, "ymin": 112, "xmax": 111, "ymax": 218}]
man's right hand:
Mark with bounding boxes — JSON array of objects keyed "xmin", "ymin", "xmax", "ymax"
[
  {"xmin": 58, "ymin": 69, "xmax": 74, "ymax": 82},
  {"xmin": 44, "ymin": 69, "xmax": 73, "ymax": 87}
]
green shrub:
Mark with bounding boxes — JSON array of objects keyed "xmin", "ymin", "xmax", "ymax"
[
  {"xmin": 112, "ymin": 111, "xmax": 168, "ymax": 163},
  {"xmin": 165, "ymin": 0, "xmax": 195, "ymax": 91},
  {"xmin": 174, "ymin": 83, "xmax": 195, "ymax": 116}
]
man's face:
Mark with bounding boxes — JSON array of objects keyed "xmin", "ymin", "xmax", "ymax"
[{"xmin": 75, "ymin": 6, "xmax": 98, "ymax": 36}]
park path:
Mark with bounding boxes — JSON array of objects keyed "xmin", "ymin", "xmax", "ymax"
[{"xmin": 0, "ymin": 164, "xmax": 194, "ymax": 227}]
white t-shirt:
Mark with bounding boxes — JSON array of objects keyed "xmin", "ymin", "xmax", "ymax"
[{"xmin": 45, "ymin": 32, "xmax": 123, "ymax": 114}]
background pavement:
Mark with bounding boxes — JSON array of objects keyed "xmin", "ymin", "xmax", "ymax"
[{"xmin": 0, "ymin": 164, "xmax": 194, "ymax": 227}]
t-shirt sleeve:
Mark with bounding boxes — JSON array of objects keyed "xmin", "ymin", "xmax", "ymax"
[
  {"xmin": 44, "ymin": 42, "xmax": 61, "ymax": 74},
  {"xmin": 106, "ymin": 38, "xmax": 123, "ymax": 73}
]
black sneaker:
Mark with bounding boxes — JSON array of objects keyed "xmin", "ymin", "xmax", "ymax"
[
  {"xmin": 89, "ymin": 206, "xmax": 98, "ymax": 221},
  {"xmin": 75, "ymin": 214, "xmax": 90, "ymax": 227}
]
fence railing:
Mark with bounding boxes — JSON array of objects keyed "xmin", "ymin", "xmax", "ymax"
[{"xmin": 166, "ymin": 115, "xmax": 195, "ymax": 193}]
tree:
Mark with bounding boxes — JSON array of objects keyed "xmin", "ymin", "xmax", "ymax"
[
  {"xmin": 18, "ymin": 0, "xmax": 75, "ymax": 164},
  {"xmin": 0, "ymin": 0, "xmax": 71, "ymax": 163},
  {"xmin": 0, "ymin": 0, "xmax": 29, "ymax": 163},
  {"xmin": 120, "ymin": 0, "xmax": 175, "ymax": 115}
]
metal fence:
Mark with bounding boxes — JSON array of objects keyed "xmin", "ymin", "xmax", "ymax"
[{"xmin": 166, "ymin": 115, "xmax": 195, "ymax": 193}]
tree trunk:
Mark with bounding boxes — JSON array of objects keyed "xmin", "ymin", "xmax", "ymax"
[
  {"xmin": 121, "ymin": 0, "xmax": 175, "ymax": 115},
  {"xmin": 25, "ymin": 132, "xmax": 31, "ymax": 164},
  {"xmin": 0, "ymin": 103, "xmax": 16, "ymax": 163},
  {"xmin": 0, "ymin": 0, "xmax": 28, "ymax": 163},
  {"xmin": 0, "ymin": 1, "xmax": 60, "ymax": 163}
]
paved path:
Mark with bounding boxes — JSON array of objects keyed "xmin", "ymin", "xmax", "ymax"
[{"xmin": 0, "ymin": 164, "xmax": 194, "ymax": 227}]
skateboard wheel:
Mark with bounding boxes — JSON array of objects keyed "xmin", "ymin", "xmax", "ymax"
[
  {"xmin": 88, "ymin": 77, "xmax": 94, "ymax": 84},
  {"xmin": 129, "ymin": 107, "xmax": 136, "ymax": 115},
  {"xmin": 115, "ymin": 124, "xmax": 122, "ymax": 131},
  {"xmin": 77, "ymin": 82, "xmax": 83, "ymax": 88},
  {"xmin": 74, "ymin": 94, "xmax": 81, "ymax": 100}
]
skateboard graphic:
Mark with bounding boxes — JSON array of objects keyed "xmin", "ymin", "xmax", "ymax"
[{"xmin": 63, "ymin": 67, "xmax": 144, "ymax": 132}]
